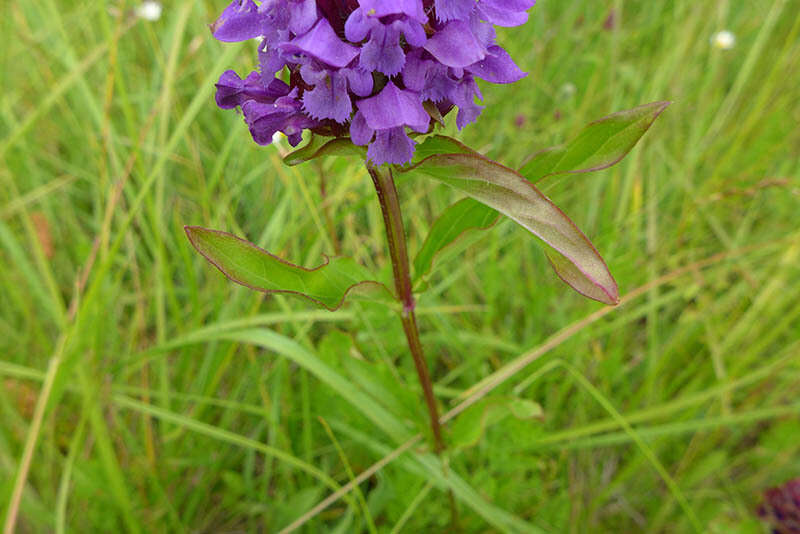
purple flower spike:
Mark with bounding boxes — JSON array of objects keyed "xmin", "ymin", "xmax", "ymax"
[{"xmin": 210, "ymin": 0, "xmax": 534, "ymax": 164}]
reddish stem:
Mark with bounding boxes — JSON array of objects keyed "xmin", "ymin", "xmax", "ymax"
[{"xmin": 367, "ymin": 164, "xmax": 445, "ymax": 453}]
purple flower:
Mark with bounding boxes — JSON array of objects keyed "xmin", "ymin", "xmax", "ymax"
[
  {"xmin": 210, "ymin": 0, "xmax": 535, "ymax": 165},
  {"xmin": 351, "ymin": 82, "xmax": 430, "ymax": 164},
  {"xmin": 758, "ymin": 477, "xmax": 800, "ymax": 533}
]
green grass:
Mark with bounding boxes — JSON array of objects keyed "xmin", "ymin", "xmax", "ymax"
[{"xmin": 2, "ymin": 0, "xmax": 799, "ymax": 532}]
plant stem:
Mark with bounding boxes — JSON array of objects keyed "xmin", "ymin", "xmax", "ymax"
[{"xmin": 367, "ymin": 164, "xmax": 445, "ymax": 454}]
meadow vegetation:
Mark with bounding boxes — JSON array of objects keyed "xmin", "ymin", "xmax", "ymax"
[{"xmin": 1, "ymin": 0, "xmax": 799, "ymax": 532}]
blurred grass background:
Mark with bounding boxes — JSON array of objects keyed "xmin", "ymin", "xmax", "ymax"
[{"xmin": 2, "ymin": 0, "xmax": 799, "ymax": 532}]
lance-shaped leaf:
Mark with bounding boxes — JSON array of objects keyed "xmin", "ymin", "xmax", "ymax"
[
  {"xmin": 283, "ymin": 136, "xmax": 366, "ymax": 166},
  {"xmin": 520, "ymin": 101, "xmax": 670, "ymax": 181},
  {"xmin": 404, "ymin": 150, "xmax": 619, "ymax": 305},
  {"xmin": 413, "ymin": 198, "xmax": 499, "ymax": 282},
  {"xmin": 408, "ymin": 136, "xmax": 500, "ymax": 282},
  {"xmin": 185, "ymin": 227, "xmax": 390, "ymax": 310}
]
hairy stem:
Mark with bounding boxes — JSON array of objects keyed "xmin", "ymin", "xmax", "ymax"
[{"xmin": 367, "ymin": 164, "xmax": 445, "ymax": 454}]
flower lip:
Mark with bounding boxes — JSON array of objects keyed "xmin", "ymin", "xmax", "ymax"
[{"xmin": 357, "ymin": 82, "xmax": 430, "ymax": 133}]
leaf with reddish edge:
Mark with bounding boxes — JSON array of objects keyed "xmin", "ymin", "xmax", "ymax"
[
  {"xmin": 520, "ymin": 101, "xmax": 670, "ymax": 182},
  {"xmin": 407, "ymin": 136, "xmax": 500, "ymax": 282},
  {"xmin": 283, "ymin": 136, "xmax": 366, "ymax": 166},
  {"xmin": 542, "ymin": 244, "xmax": 617, "ymax": 304},
  {"xmin": 413, "ymin": 198, "xmax": 499, "ymax": 282},
  {"xmin": 185, "ymin": 226, "xmax": 391, "ymax": 310},
  {"xmin": 402, "ymin": 146, "xmax": 619, "ymax": 305}
]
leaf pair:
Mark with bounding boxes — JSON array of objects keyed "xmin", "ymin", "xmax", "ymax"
[
  {"xmin": 186, "ymin": 102, "xmax": 668, "ymax": 308},
  {"xmin": 406, "ymin": 101, "xmax": 669, "ymax": 304}
]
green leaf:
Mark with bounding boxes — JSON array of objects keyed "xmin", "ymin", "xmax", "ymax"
[
  {"xmin": 407, "ymin": 134, "xmax": 476, "ymax": 164},
  {"xmin": 185, "ymin": 226, "xmax": 391, "ymax": 310},
  {"xmin": 413, "ymin": 198, "xmax": 499, "ymax": 282},
  {"xmin": 283, "ymin": 136, "xmax": 366, "ymax": 166},
  {"xmin": 449, "ymin": 400, "xmax": 489, "ymax": 450},
  {"xmin": 520, "ymin": 101, "xmax": 670, "ymax": 181},
  {"xmin": 506, "ymin": 398, "xmax": 544, "ymax": 420},
  {"xmin": 404, "ymin": 152, "xmax": 619, "ymax": 305}
]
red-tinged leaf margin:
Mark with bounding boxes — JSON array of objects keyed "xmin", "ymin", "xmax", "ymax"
[
  {"xmin": 185, "ymin": 226, "xmax": 392, "ymax": 311},
  {"xmin": 543, "ymin": 247, "xmax": 617, "ymax": 304},
  {"xmin": 401, "ymin": 151, "xmax": 619, "ymax": 305}
]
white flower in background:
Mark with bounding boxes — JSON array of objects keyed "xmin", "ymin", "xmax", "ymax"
[
  {"xmin": 135, "ymin": 1, "xmax": 162, "ymax": 21},
  {"xmin": 558, "ymin": 82, "xmax": 577, "ymax": 100},
  {"xmin": 711, "ymin": 30, "xmax": 736, "ymax": 50}
]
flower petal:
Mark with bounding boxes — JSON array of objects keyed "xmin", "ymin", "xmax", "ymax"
[
  {"xmin": 344, "ymin": 8, "xmax": 372, "ymax": 42},
  {"xmin": 281, "ymin": 18, "xmax": 359, "ymax": 67},
  {"xmin": 345, "ymin": 68, "xmax": 374, "ymax": 97},
  {"xmin": 423, "ymin": 20, "xmax": 486, "ymax": 68},
  {"xmin": 477, "ymin": 0, "xmax": 536, "ymax": 27},
  {"xmin": 466, "ymin": 45, "xmax": 527, "ymax": 83},
  {"xmin": 215, "ymin": 70, "xmax": 290, "ymax": 108},
  {"xmin": 241, "ymin": 88, "xmax": 317, "ymax": 147},
  {"xmin": 349, "ymin": 110, "xmax": 374, "ymax": 145},
  {"xmin": 367, "ymin": 127, "xmax": 417, "ymax": 165},
  {"xmin": 302, "ymin": 71, "xmax": 353, "ymax": 123},
  {"xmin": 434, "ymin": 0, "xmax": 475, "ymax": 22},
  {"xmin": 287, "ymin": 0, "xmax": 318, "ymax": 35},
  {"xmin": 356, "ymin": 82, "xmax": 429, "ymax": 132},
  {"xmin": 359, "ymin": 24, "xmax": 406, "ymax": 75},
  {"xmin": 211, "ymin": 0, "xmax": 263, "ymax": 42}
]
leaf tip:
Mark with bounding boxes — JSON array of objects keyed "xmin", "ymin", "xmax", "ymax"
[
  {"xmin": 183, "ymin": 225, "xmax": 203, "ymax": 246},
  {"xmin": 647, "ymin": 101, "xmax": 672, "ymax": 122},
  {"xmin": 601, "ymin": 279, "xmax": 621, "ymax": 306}
]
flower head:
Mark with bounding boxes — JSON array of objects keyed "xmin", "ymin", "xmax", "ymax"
[{"xmin": 211, "ymin": 0, "xmax": 534, "ymax": 165}]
